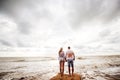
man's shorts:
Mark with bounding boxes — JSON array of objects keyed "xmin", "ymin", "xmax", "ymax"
[{"xmin": 67, "ymin": 59, "xmax": 74, "ymax": 68}]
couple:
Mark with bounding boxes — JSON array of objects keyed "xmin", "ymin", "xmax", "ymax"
[{"xmin": 58, "ymin": 46, "xmax": 75, "ymax": 77}]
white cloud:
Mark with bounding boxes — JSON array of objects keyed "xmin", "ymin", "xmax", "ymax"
[{"xmin": 0, "ymin": 15, "xmax": 18, "ymax": 47}]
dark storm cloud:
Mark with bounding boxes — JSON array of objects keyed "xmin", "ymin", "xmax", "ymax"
[
  {"xmin": 104, "ymin": 0, "xmax": 120, "ymax": 21},
  {"xmin": 1, "ymin": 0, "xmax": 120, "ymax": 32},
  {"xmin": 0, "ymin": 0, "xmax": 120, "ymax": 55},
  {"xmin": 0, "ymin": 0, "xmax": 8, "ymax": 9},
  {"xmin": 0, "ymin": 0, "xmax": 30, "ymax": 34},
  {"xmin": 0, "ymin": 0, "xmax": 50, "ymax": 34},
  {"xmin": 68, "ymin": 0, "xmax": 120, "ymax": 29}
]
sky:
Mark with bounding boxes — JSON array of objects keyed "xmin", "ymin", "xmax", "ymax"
[{"xmin": 0, "ymin": 0, "xmax": 120, "ymax": 57}]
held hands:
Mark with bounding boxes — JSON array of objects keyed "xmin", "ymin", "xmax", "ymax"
[
  {"xmin": 73, "ymin": 58, "xmax": 75, "ymax": 60},
  {"xmin": 64, "ymin": 58, "xmax": 67, "ymax": 62}
]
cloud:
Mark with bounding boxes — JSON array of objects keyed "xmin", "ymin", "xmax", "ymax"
[
  {"xmin": 66, "ymin": 0, "xmax": 120, "ymax": 29},
  {"xmin": 0, "ymin": 0, "xmax": 120, "ymax": 56},
  {"xmin": 0, "ymin": 14, "xmax": 18, "ymax": 47},
  {"xmin": 70, "ymin": 17, "xmax": 120, "ymax": 54},
  {"xmin": 0, "ymin": 39, "xmax": 12, "ymax": 46}
]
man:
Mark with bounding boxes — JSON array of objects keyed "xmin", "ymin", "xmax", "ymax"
[{"xmin": 66, "ymin": 46, "xmax": 75, "ymax": 76}]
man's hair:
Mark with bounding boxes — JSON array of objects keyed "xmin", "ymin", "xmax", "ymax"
[{"xmin": 68, "ymin": 46, "xmax": 70, "ymax": 49}]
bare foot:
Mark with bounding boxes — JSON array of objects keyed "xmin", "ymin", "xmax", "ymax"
[
  {"xmin": 72, "ymin": 73, "xmax": 74, "ymax": 77},
  {"xmin": 69, "ymin": 74, "xmax": 71, "ymax": 77}
]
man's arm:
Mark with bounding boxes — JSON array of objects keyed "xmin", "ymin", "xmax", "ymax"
[{"xmin": 73, "ymin": 52, "xmax": 75, "ymax": 60}]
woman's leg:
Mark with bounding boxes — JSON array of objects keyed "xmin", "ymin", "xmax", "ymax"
[
  {"xmin": 62, "ymin": 61, "xmax": 64, "ymax": 74},
  {"xmin": 59, "ymin": 62, "xmax": 61, "ymax": 73},
  {"xmin": 60, "ymin": 61, "xmax": 64, "ymax": 76},
  {"xmin": 59, "ymin": 61, "xmax": 61, "ymax": 73}
]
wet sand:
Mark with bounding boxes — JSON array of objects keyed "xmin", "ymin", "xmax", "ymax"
[
  {"xmin": 0, "ymin": 55, "xmax": 120, "ymax": 80},
  {"xmin": 50, "ymin": 73, "xmax": 81, "ymax": 80}
]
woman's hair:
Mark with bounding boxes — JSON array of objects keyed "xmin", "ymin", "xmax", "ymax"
[{"xmin": 58, "ymin": 47, "xmax": 63, "ymax": 55}]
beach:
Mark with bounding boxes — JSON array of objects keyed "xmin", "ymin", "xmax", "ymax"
[{"xmin": 0, "ymin": 55, "xmax": 120, "ymax": 80}]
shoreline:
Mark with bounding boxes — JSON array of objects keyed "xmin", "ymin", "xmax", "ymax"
[{"xmin": 0, "ymin": 55, "xmax": 120, "ymax": 80}]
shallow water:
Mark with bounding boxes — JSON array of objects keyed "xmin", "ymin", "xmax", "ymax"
[{"xmin": 0, "ymin": 55, "xmax": 120, "ymax": 80}]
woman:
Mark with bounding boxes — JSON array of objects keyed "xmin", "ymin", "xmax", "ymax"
[{"xmin": 58, "ymin": 47, "xmax": 66, "ymax": 76}]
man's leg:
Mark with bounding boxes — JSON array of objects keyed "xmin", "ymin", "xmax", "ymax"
[
  {"xmin": 71, "ymin": 61, "xmax": 74, "ymax": 76},
  {"xmin": 68, "ymin": 60, "xmax": 71, "ymax": 76},
  {"xmin": 72, "ymin": 67, "xmax": 74, "ymax": 76},
  {"xmin": 68, "ymin": 67, "xmax": 71, "ymax": 76}
]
